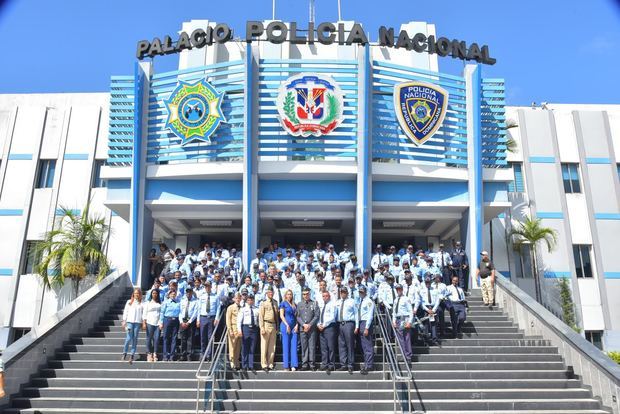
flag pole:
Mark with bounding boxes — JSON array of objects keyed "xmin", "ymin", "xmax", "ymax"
[
  {"xmin": 272, "ymin": 0, "xmax": 276, "ymax": 20},
  {"xmin": 337, "ymin": 0, "xmax": 342, "ymax": 20}
]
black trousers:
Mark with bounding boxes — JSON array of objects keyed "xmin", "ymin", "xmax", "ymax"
[{"xmin": 179, "ymin": 321, "xmax": 196, "ymax": 358}]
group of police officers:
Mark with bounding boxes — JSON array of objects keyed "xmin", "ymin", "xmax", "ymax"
[{"xmin": 147, "ymin": 240, "xmax": 479, "ymax": 373}]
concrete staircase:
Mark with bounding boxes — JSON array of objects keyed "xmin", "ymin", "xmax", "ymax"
[{"xmin": 4, "ymin": 292, "xmax": 611, "ymax": 413}]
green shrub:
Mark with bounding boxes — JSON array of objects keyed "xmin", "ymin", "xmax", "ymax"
[{"xmin": 608, "ymin": 351, "xmax": 620, "ymax": 365}]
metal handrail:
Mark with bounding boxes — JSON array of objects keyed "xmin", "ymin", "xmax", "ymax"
[
  {"xmin": 195, "ymin": 312, "xmax": 228, "ymax": 414},
  {"xmin": 375, "ymin": 306, "xmax": 413, "ymax": 413}
]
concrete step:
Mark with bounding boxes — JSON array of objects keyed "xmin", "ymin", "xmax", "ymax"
[
  {"xmin": 11, "ymin": 397, "xmax": 604, "ymax": 411},
  {"xmin": 29, "ymin": 377, "xmax": 586, "ymax": 390},
  {"xmin": 21, "ymin": 387, "xmax": 594, "ymax": 400},
  {"xmin": 4, "ymin": 410, "xmax": 612, "ymax": 414},
  {"xmin": 412, "ymin": 346, "xmax": 558, "ymax": 354}
]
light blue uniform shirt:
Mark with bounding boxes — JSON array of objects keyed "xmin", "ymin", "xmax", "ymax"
[
  {"xmin": 358, "ymin": 296, "xmax": 375, "ymax": 329},
  {"xmin": 318, "ymin": 300, "xmax": 336, "ymax": 328},
  {"xmin": 198, "ymin": 290, "xmax": 221, "ymax": 317},
  {"xmin": 392, "ymin": 295, "xmax": 413, "ymax": 326},
  {"xmin": 179, "ymin": 296, "xmax": 200, "ymax": 324},
  {"xmin": 416, "ymin": 287, "xmax": 440, "ymax": 313},
  {"xmin": 335, "ymin": 298, "xmax": 359, "ymax": 329},
  {"xmin": 159, "ymin": 298, "xmax": 181, "ymax": 324},
  {"xmin": 378, "ymin": 283, "xmax": 397, "ymax": 309}
]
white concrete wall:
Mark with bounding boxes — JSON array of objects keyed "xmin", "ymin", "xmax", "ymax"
[{"xmin": 0, "ymin": 94, "xmax": 128, "ymax": 349}]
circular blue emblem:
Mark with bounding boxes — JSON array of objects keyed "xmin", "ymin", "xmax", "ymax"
[
  {"xmin": 415, "ymin": 105, "xmax": 428, "ymax": 119},
  {"xmin": 179, "ymin": 94, "xmax": 208, "ymax": 128}
]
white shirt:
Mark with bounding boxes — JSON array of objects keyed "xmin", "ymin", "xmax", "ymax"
[
  {"xmin": 143, "ymin": 300, "xmax": 162, "ymax": 326},
  {"xmin": 122, "ymin": 300, "xmax": 143, "ymax": 324},
  {"xmin": 447, "ymin": 284, "xmax": 465, "ymax": 302}
]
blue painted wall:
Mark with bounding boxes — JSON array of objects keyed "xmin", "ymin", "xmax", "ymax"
[
  {"xmin": 373, "ymin": 181, "xmax": 468, "ymax": 203},
  {"xmin": 259, "ymin": 180, "xmax": 356, "ymax": 201},
  {"xmin": 145, "ymin": 179, "xmax": 243, "ymax": 201}
]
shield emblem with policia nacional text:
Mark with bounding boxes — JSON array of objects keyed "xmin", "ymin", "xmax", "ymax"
[
  {"xmin": 394, "ymin": 81, "xmax": 449, "ymax": 146},
  {"xmin": 276, "ymin": 73, "xmax": 344, "ymax": 137}
]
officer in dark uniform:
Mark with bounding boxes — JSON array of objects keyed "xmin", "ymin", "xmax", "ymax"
[
  {"xmin": 296, "ymin": 287, "xmax": 320, "ymax": 371},
  {"xmin": 450, "ymin": 241, "xmax": 469, "ymax": 293}
]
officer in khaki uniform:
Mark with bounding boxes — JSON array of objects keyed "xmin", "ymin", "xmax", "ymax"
[
  {"xmin": 226, "ymin": 293, "xmax": 242, "ymax": 370},
  {"xmin": 259, "ymin": 287, "xmax": 279, "ymax": 370}
]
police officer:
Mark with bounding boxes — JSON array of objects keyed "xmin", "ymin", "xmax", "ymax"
[
  {"xmin": 158, "ymin": 290, "xmax": 181, "ymax": 362},
  {"xmin": 446, "ymin": 275, "xmax": 468, "ymax": 338},
  {"xmin": 237, "ymin": 293, "xmax": 259, "ymax": 373},
  {"xmin": 370, "ymin": 244, "xmax": 387, "ymax": 273},
  {"xmin": 178, "ymin": 287, "xmax": 199, "ymax": 361},
  {"xmin": 434, "ymin": 243, "xmax": 453, "ymax": 285},
  {"xmin": 197, "ymin": 280, "xmax": 221, "ymax": 361},
  {"xmin": 258, "ymin": 287, "xmax": 279, "ymax": 371},
  {"xmin": 415, "ymin": 277, "xmax": 440, "ymax": 345},
  {"xmin": 317, "ymin": 290, "xmax": 337, "ymax": 372},
  {"xmin": 431, "ymin": 273, "xmax": 450, "ymax": 337},
  {"xmin": 356, "ymin": 285, "xmax": 375, "ymax": 374},
  {"xmin": 226, "ymin": 293, "xmax": 242, "ymax": 370},
  {"xmin": 335, "ymin": 287, "xmax": 358, "ymax": 374},
  {"xmin": 296, "ymin": 287, "xmax": 319, "ymax": 371},
  {"xmin": 450, "ymin": 241, "xmax": 469, "ymax": 292},
  {"xmin": 392, "ymin": 283, "xmax": 414, "ymax": 361}
]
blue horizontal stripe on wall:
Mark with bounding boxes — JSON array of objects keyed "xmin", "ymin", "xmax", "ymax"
[
  {"xmin": 0, "ymin": 268, "xmax": 13, "ymax": 276},
  {"xmin": 8, "ymin": 153, "xmax": 32, "ymax": 160},
  {"xmin": 107, "ymin": 180, "xmax": 131, "ymax": 190},
  {"xmin": 56, "ymin": 208, "xmax": 80, "ymax": 216},
  {"xmin": 483, "ymin": 182, "xmax": 508, "ymax": 203},
  {"xmin": 585, "ymin": 157, "xmax": 610, "ymax": 164},
  {"xmin": 259, "ymin": 180, "xmax": 356, "ymax": 201},
  {"xmin": 594, "ymin": 213, "xmax": 620, "ymax": 220},
  {"xmin": 544, "ymin": 271, "xmax": 571, "ymax": 279},
  {"xmin": 111, "ymin": 211, "xmax": 119, "ymax": 217},
  {"xmin": 604, "ymin": 272, "xmax": 620, "ymax": 279},
  {"xmin": 529, "ymin": 156, "xmax": 555, "ymax": 164},
  {"xmin": 373, "ymin": 181, "xmax": 468, "ymax": 203},
  {"xmin": 146, "ymin": 179, "xmax": 243, "ymax": 201},
  {"xmin": 498, "ymin": 270, "xmax": 511, "ymax": 278},
  {"xmin": 64, "ymin": 153, "xmax": 90, "ymax": 160},
  {"xmin": 0, "ymin": 209, "xmax": 23, "ymax": 216},
  {"xmin": 537, "ymin": 212, "xmax": 564, "ymax": 219},
  {"xmin": 497, "ymin": 213, "xmax": 506, "ymax": 219}
]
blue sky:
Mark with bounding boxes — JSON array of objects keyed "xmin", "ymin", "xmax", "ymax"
[{"xmin": 0, "ymin": 0, "xmax": 618, "ymax": 105}]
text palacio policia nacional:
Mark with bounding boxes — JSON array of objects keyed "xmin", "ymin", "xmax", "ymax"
[{"xmin": 137, "ymin": 21, "xmax": 496, "ymax": 65}]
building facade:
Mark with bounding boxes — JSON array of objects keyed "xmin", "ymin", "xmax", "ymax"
[{"xmin": 0, "ymin": 20, "xmax": 617, "ymax": 350}]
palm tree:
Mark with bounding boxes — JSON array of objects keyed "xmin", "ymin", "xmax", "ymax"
[
  {"xmin": 505, "ymin": 119, "xmax": 518, "ymax": 153},
  {"xmin": 509, "ymin": 216, "xmax": 558, "ymax": 303},
  {"xmin": 33, "ymin": 200, "xmax": 111, "ymax": 299}
]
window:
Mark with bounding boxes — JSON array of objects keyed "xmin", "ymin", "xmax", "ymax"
[
  {"xmin": 36, "ymin": 159, "xmax": 56, "ymax": 189},
  {"xmin": 11, "ymin": 328, "xmax": 31, "ymax": 344},
  {"xmin": 573, "ymin": 244, "xmax": 593, "ymax": 278},
  {"xmin": 515, "ymin": 244, "xmax": 534, "ymax": 278},
  {"xmin": 508, "ymin": 162, "xmax": 525, "ymax": 193},
  {"xmin": 617, "ymin": 164, "xmax": 620, "ymax": 182},
  {"xmin": 22, "ymin": 241, "xmax": 41, "ymax": 274},
  {"xmin": 561, "ymin": 163, "xmax": 581, "ymax": 194},
  {"xmin": 585, "ymin": 331, "xmax": 603, "ymax": 350},
  {"xmin": 92, "ymin": 159, "xmax": 106, "ymax": 188}
]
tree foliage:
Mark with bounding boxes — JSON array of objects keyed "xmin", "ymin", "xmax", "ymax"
[{"xmin": 33, "ymin": 200, "xmax": 111, "ymax": 295}]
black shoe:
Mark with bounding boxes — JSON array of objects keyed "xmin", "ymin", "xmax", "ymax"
[
  {"xmin": 319, "ymin": 366, "xmax": 327, "ymax": 371},
  {"xmin": 263, "ymin": 367, "xmax": 269, "ymax": 373},
  {"xmin": 360, "ymin": 368, "xmax": 368, "ymax": 375},
  {"xmin": 312, "ymin": 366, "xmax": 318, "ymax": 372},
  {"xmin": 298, "ymin": 366, "xmax": 307, "ymax": 371},
  {"xmin": 338, "ymin": 366, "xmax": 348, "ymax": 371},
  {"xmin": 348, "ymin": 368, "xmax": 354, "ymax": 374},
  {"xmin": 326, "ymin": 367, "xmax": 332, "ymax": 373},
  {"xmin": 251, "ymin": 369, "xmax": 257, "ymax": 374}
]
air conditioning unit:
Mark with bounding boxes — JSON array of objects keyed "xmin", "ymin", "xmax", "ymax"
[
  {"xmin": 200, "ymin": 220, "xmax": 233, "ymax": 227},
  {"xmin": 382, "ymin": 221, "xmax": 416, "ymax": 228}
]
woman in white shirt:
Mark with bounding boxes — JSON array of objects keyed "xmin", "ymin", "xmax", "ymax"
[
  {"xmin": 122, "ymin": 288, "xmax": 144, "ymax": 364},
  {"xmin": 142, "ymin": 288, "xmax": 162, "ymax": 362}
]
